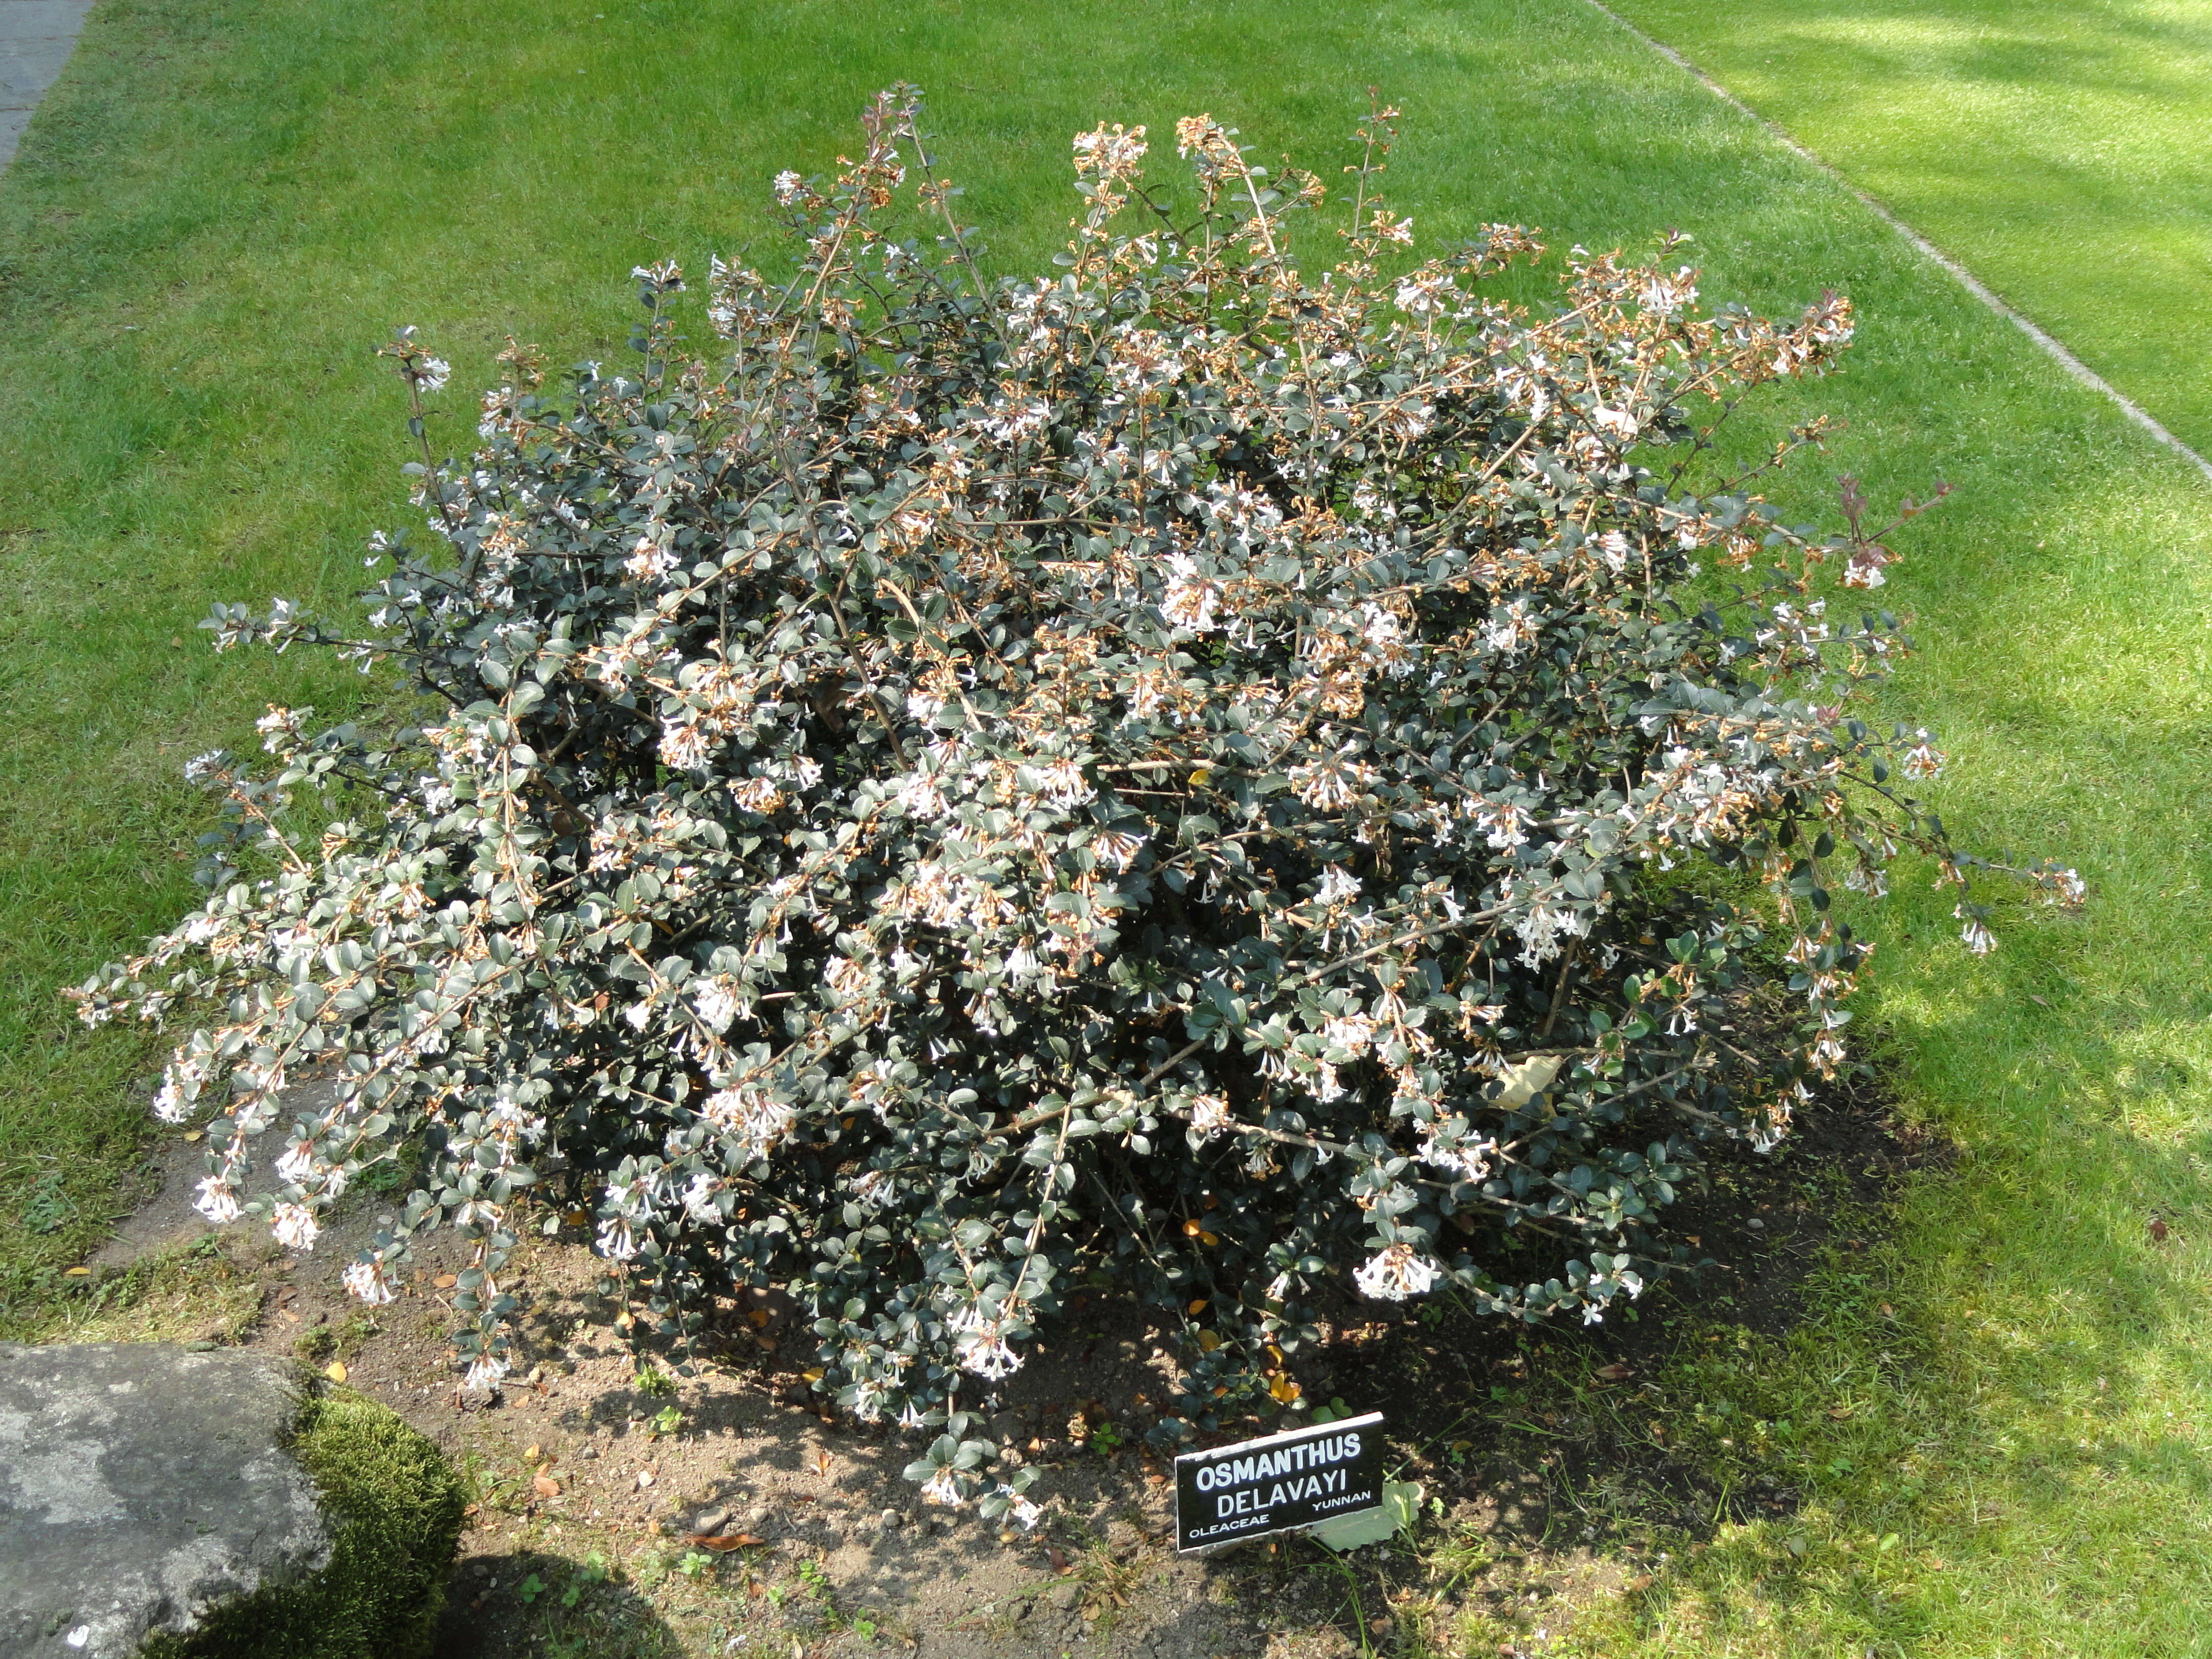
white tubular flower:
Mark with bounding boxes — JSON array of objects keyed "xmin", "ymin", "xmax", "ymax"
[
  {"xmin": 463, "ymin": 1353, "xmax": 510, "ymax": 1392},
  {"xmin": 658, "ymin": 721, "xmax": 712, "ymax": 772},
  {"xmin": 1092, "ymin": 829, "xmax": 1146, "ymax": 871},
  {"xmin": 152, "ymin": 1071, "xmax": 193, "ymax": 1124},
  {"xmin": 1590, "ymin": 404, "xmax": 1638, "ymax": 441},
  {"xmin": 1035, "ymin": 756, "xmax": 1090, "ymax": 808},
  {"xmin": 1187, "ymin": 1093, "xmax": 1232, "ymax": 1141},
  {"xmin": 193, "ymin": 1177, "xmax": 242, "ymax": 1225},
  {"xmin": 626, "ymin": 538, "xmax": 676, "ymax": 582},
  {"xmin": 919, "ymin": 1466, "xmax": 963, "ymax": 1506},
  {"xmin": 342, "ymin": 1256, "xmax": 398, "ymax": 1306},
  {"xmin": 950, "ymin": 1304, "xmax": 1023, "ymax": 1380},
  {"xmin": 1900, "ymin": 734, "xmax": 1945, "ymax": 780},
  {"xmin": 1352, "ymin": 1243, "xmax": 1441, "ymax": 1302},
  {"xmin": 997, "ymin": 1485, "xmax": 1044, "ymax": 1530},
  {"xmin": 1419, "ymin": 1131, "xmax": 1495, "ymax": 1183},
  {"xmin": 729, "ymin": 776, "xmax": 783, "ymax": 814},
  {"xmin": 692, "ymin": 979, "xmax": 741, "ymax": 1033},
  {"xmin": 1312, "ymin": 865, "xmax": 1361, "ymax": 906},
  {"xmin": 958, "ymin": 1333, "xmax": 1022, "ymax": 1380},
  {"xmin": 274, "ymin": 1137, "xmax": 318, "ymax": 1184},
  {"xmin": 1160, "ymin": 556, "xmax": 1219, "ymax": 631},
  {"xmin": 597, "ymin": 1218, "xmax": 640, "ymax": 1260},
  {"xmin": 680, "ymin": 1171, "xmax": 722, "ymax": 1223},
  {"xmin": 271, "ymin": 1202, "xmax": 319, "ymax": 1252}
]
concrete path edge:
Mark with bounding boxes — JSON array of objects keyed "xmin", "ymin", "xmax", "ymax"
[{"xmin": 0, "ymin": 0, "xmax": 94, "ymax": 172}]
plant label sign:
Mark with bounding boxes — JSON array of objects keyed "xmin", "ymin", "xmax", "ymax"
[{"xmin": 1173, "ymin": 1411, "xmax": 1385, "ymax": 1553}]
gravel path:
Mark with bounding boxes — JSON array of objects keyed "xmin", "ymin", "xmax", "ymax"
[{"xmin": 1, "ymin": 0, "xmax": 92, "ymax": 169}]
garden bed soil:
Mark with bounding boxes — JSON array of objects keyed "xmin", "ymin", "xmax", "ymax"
[{"xmin": 72, "ymin": 1067, "xmax": 1938, "ymax": 1658}]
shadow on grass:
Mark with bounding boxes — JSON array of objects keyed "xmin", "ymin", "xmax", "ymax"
[{"xmin": 435, "ymin": 1546, "xmax": 684, "ymax": 1659}]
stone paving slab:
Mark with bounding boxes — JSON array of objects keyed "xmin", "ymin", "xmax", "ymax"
[
  {"xmin": 0, "ymin": 0, "xmax": 94, "ymax": 171},
  {"xmin": 0, "ymin": 1343, "xmax": 333, "ymax": 1659}
]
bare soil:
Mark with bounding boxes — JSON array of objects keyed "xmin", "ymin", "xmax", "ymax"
[{"xmin": 66, "ymin": 1067, "xmax": 1939, "ymax": 1658}]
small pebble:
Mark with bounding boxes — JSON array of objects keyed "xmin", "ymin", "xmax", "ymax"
[{"xmin": 692, "ymin": 1505, "xmax": 730, "ymax": 1536}]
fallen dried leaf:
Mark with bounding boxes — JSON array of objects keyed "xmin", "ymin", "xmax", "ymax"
[
  {"xmin": 2151, "ymin": 1216, "xmax": 2171, "ymax": 1244},
  {"xmin": 525, "ymin": 1443, "xmax": 543, "ymax": 1463},
  {"xmin": 533, "ymin": 1473, "xmax": 561, "ymax": 1498},
  {"xmin": 434, "ymin": 1273, "xmax": 459, "ymax": 1289},
  {"xmin": 1827, "ymin": 1404, "xmax": 1855, "ymax": 1420},
  {"xmin": 324, "ymin": 1362, "xmax": 347, "ymax": 1383},
  {"xmin": 1047, "ymin": 1544, "xmax": 1072, "ymax": 1575},
  {"xmin": 812, "ymin": 1448, "xmax": 835, "ymax": 1477},
  {"xmin": 63, "ymin": 1267, "xmax": 90, "ymax": 1278},
  {"xmin": 182, "ymin": 1131, "xmax": 202, "ymax": 1143},
  {"xmin": 686, "ymin": 1532, "xmax": 765, "ymax": 1551},
  {"xmin": 1593, "ymin": 1363, "xmax": 1633, "ymax": 1382},
  {"xmin": 1626, "ymin": 1573, "xmax": 1654, "ymax": 1592}
]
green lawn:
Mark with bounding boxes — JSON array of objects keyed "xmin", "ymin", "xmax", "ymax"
[
  {"xmin": 1607, "ymin": 0, "xmax": 2212, "ymax": 456},
  {"xmin": 5, "ymin": 0, "xmax": 2211, "ymax": 1652}
]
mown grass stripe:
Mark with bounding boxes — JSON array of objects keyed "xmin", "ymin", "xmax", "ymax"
[{"xmin": 1577, "ymin": 0, "xmax": 2212, "ymax": 484}]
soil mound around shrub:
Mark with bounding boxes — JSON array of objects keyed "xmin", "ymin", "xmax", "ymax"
[{"xmin": 53, "ymin": 1067, "xmax": 1930, "ymax": 1656}]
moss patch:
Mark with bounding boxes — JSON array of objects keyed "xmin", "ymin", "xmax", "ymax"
[{"xmin": 147, "ymin": 1382, "xmax": 467, "ymax": 1659}]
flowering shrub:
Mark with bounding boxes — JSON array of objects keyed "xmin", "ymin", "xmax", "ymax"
[{"xmin": 76, "ymin": 91, "xmax": 2077, "ymax": 1520}]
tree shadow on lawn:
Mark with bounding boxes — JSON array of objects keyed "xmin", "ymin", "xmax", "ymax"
[{"xmin": 1556, "ymin": 948, "xmax": 2212, "ymax": 1650}]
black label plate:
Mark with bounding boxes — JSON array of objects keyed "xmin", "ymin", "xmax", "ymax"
[{"xmin": 1173, "ymin": 1411, "xmax": 1385, "ymax": 1554}]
